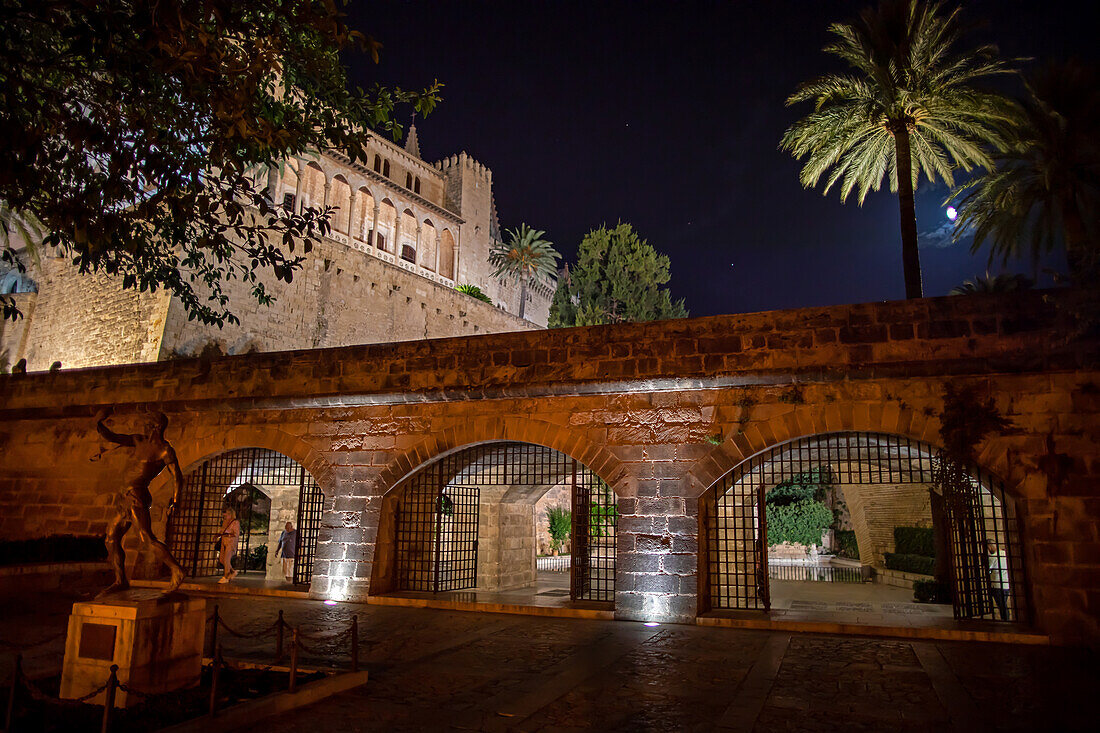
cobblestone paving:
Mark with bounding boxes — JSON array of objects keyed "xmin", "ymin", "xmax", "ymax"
[{"xmin": 2, "ymin": 589, "xmax": 1096, "ymax": 731}]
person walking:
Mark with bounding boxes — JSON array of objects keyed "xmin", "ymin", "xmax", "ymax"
[
  {"xmin": 217, "ymin": 507, "xmax": 240, "ymax": 584},
  {"xmin": 986, "ymin": 539, "xmax": 1009, "ymax": 620},
  {"xmin": 276, "ymin": 521, "xmax": 298, "ymax": 582}
]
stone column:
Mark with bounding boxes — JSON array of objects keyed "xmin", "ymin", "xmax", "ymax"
[
  {"xmin": 293, "ymin": 164, "xmax": 304, "ymax": 214},
  {"xmin": 435, "ymin": 232, "xmax": 442, "ymax": 275},
  {"xmin": 415, "ymin": 222, "xmax": 423, "ymax": 267},
  {"xmin": 265, "ymin": 165, "xmax": 279, "ymax": 204},
  {"xmin": 393, "ymin": 208, "xmax": 402, "ymax": 256},
  {"xmin": 371, "ymin": 200, "xmax": 381, "ymax": 248},
  {"xmin": 323, "ymin": 179, "xmax": 332, "ymax": 208},
  {"xmin": 348, "ymin": 189, "xmax": 359, "ymax": 239}
]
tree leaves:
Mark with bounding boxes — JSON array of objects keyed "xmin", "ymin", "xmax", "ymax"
[{"xmin": 0, "ymin": 0, "xmax": 441, "ymax": 324}]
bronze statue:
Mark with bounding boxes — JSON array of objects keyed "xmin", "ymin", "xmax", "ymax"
[{"xmin": 95, "ymin": 407, "xmax": 187, "ymax": 596}]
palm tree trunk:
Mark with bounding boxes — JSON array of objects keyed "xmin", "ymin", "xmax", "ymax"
[
  {"xmin": 894, "ymin": 128, "xmax": 924, "ymax": 299},
  {"xmin": 518, "ymin": 277, "xmax": 527, "ymax": 320}
]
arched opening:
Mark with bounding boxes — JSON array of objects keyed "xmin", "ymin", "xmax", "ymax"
[
  {"xmin": 166, "ymin": 448, "xmax": 325, "ymax": 588},
  {"xmin": 420, "ymin": 219, "xmax": 437, "ymax": 272},
  {"xmin": 372, "ymin": 442, "xmax": 617, "ymax": 608},
  {"xmin": 355, "ymin": 187, "xmax": 375, "ymax": 245},
  {"xmin": 702, "ymin": 432, "xmax": 1028, "ymax": 629},
  {"xmin": 279, "ymin": 162, "xmax": 299, "ymax": 210},
  {"xmin": 373, "ymin": 154, "xmax": 381, "ymax": 173},
  {"xmin": 399, "ymin": 208, "xmax": 417, "ymax": 263},
  {"xmin": 405, "ymin": 172, "xmax": 413, "ymax": 189},
  {"xmin": 439, "ymin": 229, "xmax": 455, "ymax": 280},
  {"xmin": 376, "ymin": 199, "xmax": 397, "ymax": 252},
  {"xmin": 383, "ymin": 160, "xmax": 391, "ymax": 178},
  {"xmin": 301, "ymin": 162, "xmax": 326, "ymax": 211},
  {"xmin": 413, "ymin": 176, "xmax": 421, "ymax": 194},
  {"xmin": 330, "ymin": 175, "xmax": 351, "ymax": 233}
]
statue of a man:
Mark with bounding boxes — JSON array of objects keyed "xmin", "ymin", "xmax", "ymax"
[{"xmin": 95, "ymin": 407, "xmax": 187, "ymax": 596}]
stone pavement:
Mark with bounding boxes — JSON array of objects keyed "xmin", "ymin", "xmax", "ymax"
[{"xmin": 1, "ymin": 588, "xmax": 1095, "ymax": 732}]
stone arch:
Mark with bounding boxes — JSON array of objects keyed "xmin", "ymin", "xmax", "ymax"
[
  {"xmin": 399, "ymin": 208, "xmax": 417, "ymax": 263},
  {"xmin": 373, "ymin": 417, "xmax": 626, "ymax": 500},
  {"xmin": 376, "ymin": 198, "xmax": 397, "ymax": 252},
  {"xmin": 439, "ymin": 228, "xmax": 456, "ymax": 280},
  {"xmin": 355, "ymin": 186, "xmax": 375, "ymax": 243},
  {"xmin": 301, "ymin": 161, "xmax": 327, "ymax": 210},
  {"xmin": 420, "ymin": 218, "xmax": 437, "ymax": 272},
  {"xmin": 330, "ymin": 174, "xmax": 351, "ymax": 233}
]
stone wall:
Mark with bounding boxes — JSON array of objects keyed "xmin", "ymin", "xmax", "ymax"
[
  {"xmin": 12, "ymin": 257, "xmax": 171, "ymax": 371},
  {"xmin": 159, "ymin": 235, "xmax": 536, "ymax": 359},
  {"xmin": 0, "ymin": 291, "xmax": 1098, "ymax": 643},
  {"xmin": 841, "ymin": 482, "xmax": 933, "ymax": 567}
]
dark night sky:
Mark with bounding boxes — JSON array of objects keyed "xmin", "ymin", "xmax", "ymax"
[{"xmin": 347, "ymin": 1, "xmax": 1096, "ymax": 317}]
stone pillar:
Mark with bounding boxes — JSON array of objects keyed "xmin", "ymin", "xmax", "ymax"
[
  {"xmin": 323, "ymin": 179, "xmax": 332, "ymax": 208},
  {"xmin": 293, "ymin": 164, "xmax": 304, "ymax": 214},
  {"xmin": 393, "ymin": 208, "xmax": 402, "ymax": 255},
  {"xmin": 415, "ymin": 222, "xmax": 423, "ymax": 267},
  {"xmin": 348, "ymin": 189, "xmax": 359, "ymax": 239},
  {"xmin": 371, "ymin": 200, "xmax": 381, "ymax": 248},
  {"xmin": 435, "ymin": 232, "xmax": 442, "ymax": 275},
  {"xmin": 266, "ymin": 165, "xmax": 279, "ymax": 204}
]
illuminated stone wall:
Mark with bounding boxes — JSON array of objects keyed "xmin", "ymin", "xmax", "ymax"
[{"xmin": 1, "ymin": 291, "xmax": 1098, "ymax": 643}]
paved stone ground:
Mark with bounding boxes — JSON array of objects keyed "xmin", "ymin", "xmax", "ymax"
[{"xmin": 1, "ymin": 588, "xmax": 1095, "ymax": 732}]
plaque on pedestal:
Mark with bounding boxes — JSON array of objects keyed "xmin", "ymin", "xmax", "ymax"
[{"xmin": 60, "ymin": 590, "xmax": 206, "ymax": 707}]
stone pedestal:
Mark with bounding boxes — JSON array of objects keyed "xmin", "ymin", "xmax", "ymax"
[{"xmin": 60, "ymin": 590, "xmax": 206, "ymax": 707}]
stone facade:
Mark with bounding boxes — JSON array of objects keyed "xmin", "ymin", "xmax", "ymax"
[
  {"xmin": 0, "ymin": 126, "xmax": 552, "ymax": 372},
  {"xmin": 1, "ymin": 291, "xmax": 1098, "ymax": 644}
]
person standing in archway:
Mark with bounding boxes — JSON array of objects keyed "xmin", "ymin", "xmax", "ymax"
[
  {"xmin": 986, "ymin": 539, "xmax": 1009, "ymax": 620},
  {"xmin": 217, "ymin": 507, "xmax": 240, "ymax": 583},
  {"xmin": 276, "ymin": 521, "xmax": 298, "ymax": 582}
]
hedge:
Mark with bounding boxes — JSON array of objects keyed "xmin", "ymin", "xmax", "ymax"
[
  {"xmin": 893, "ymin": 526, "xmax": 935, "ymax": 557},
  {"xmin": 767, "ymin": 468, "xmax": 833, "ymax": 507},
  {"xmin": 766, "ymin": 498, "xmax": 833, "ymax": 547},
  {"xmin": 834, "ymin": 529, "xmax": 859, "ymax": 560},
  {"xmin": 0, "ymin": 535, "xmax": 107, "ymax": 566},
  {"xmin": 884, "ymin": 552, "xmax": 935, "ymax": 576}
]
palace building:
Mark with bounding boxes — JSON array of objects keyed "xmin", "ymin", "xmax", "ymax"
[{"xmin": 0, "ymin": 124, "xmax": 555, "ymax": 372}]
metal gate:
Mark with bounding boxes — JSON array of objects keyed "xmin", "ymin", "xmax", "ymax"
[
  {"xmin": 167, "ymin": 448, "xmax": 323, "ymax": 583},
  {"xmin": 394, "ymin": 458, "xmax": 480, "ymax": 592},
  {"xmin": 571, "ymin": 460, "xmax": 618, "ymax": 602},
  {"xmin": 392, "ymin": 442, "xmax": 616, "ymax": 601},
  {"xmin": 707, "ymin": 432, "xmax": 1027, "ymax": 623}
]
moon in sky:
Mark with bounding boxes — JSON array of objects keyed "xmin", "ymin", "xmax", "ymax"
[{"xmin": 946, "ymin": 206, "xmax": 958, "ymax": 221}]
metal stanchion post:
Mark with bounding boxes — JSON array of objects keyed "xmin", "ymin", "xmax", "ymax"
[
  {"xmin": 6, "ymin": 653, "xmax": 21, "ymax": 732},
  {"xmin": 209, "ymin": 645, "xmax": 222, "ymax": 718},
  {"xmin": 351, "ymin": 615, "xmax": 359, "ymax": 672},
  {"xmin": 288, "ymin": 628, "xmax": 299, "ymax": 694},
  {"xmin": 100, "ymin": 665, "xmax": 119, "ymax": 733},
  {"xmin": 275, "ymin": 610, "xmax": 284, "ymax": 663},
  {"xmin": 209, "ymin": 604, "xmax": 219, "ymax": 658}
]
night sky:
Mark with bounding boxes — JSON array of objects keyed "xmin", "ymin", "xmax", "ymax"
[{"xmin": 348, "ymin": 1, "xmax": 1096, "ymax": 318}]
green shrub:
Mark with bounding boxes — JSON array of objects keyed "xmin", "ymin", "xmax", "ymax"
[
  {"xmin": 766, "ymin": 467, "xmax": 833, "ymax": 507},
  {"xmin": 834, "ymin": 529, "xmax": 859, "ymax": 559},
  {"xmin": 913, "ymin": 578, "xmax": 951, "ymax": 604},
  {"xmin": 455, "ymin": 283, "xmax": 494, "ymax": 304},
  {"xmin": 884, "ymin": 552, "xmax": 935, "ymax": 575},
  {"xmin": 766, "ymin": 498, "xmax": 833, "ymax": 547},
  {"xmin": 546, "ymin": 506, "xmax": 571, "ymax": 553},
  {"xmin": 0, "ymin": 535, "xmax": 107, "ymax": 566},
  {"xmin": 589, "ymin": 503, "xmax": 617, "ymax": 538},
  {"xmin": 893, "ymin": 526, "xmax": 935, "ymax": 557}
]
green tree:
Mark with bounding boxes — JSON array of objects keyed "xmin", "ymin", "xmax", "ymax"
[
  {"xmin": 548, "ymin": 222, "xmax": 687, "ymax": 328},
  {"xmin": 488, "ymin": 224, "xmax": 560, "ymax": 320},
  {"xmin": 545, "ymin": 506, "xmax": 571, "ymax": 555},
  {"xmin": 780, "ymin": 0, "xmax": 1013, "ymax": 299},
  {"xmin": 0, "ymin": 0, "xmax": 441, "ymax": 324},
  {"xmin": 454, "ymin": 283, "xmax": 494, "ymax": 304},
  {"xmin": 952, "ymin": 62, "xmax": 1100, "ymax": 283}
]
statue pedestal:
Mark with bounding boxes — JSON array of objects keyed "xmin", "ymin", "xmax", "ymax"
[{"xmin": 60, "ymin": 590, "xmax": 206, "ymax": 707}]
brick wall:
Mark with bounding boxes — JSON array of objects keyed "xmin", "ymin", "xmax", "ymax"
[{"xmin": 0, "ymin": 290, "xmax": 1097, "ymax": 643}]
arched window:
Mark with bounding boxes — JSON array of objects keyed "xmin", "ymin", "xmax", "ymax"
[
  {"xmin": 405, "ymin": 172, "xmax": 413, "ymax": 189},
  {"xmin": 376, "ymin": 199, "xmax": 397, "ymax": 252},
  {"xmin": 330, "ymin": 175, "xmax": 351, "ymax": 234},
  {"xmin": 383, "ymin": 160, "xmax": 391, "ymax": 178},
  {"xmin": 373, "ymin": 154, "xmax": 381, "ymax": 173},
  {"xmin": 399, "ymin": 208, "xmax": 417, "ymax": 263},
  {"xmin": 401, "ymin": 244, "xmax": 417, "ymax": 263},
  {"xmin": 302, "ymin": 163, "xmax": 326, "ymax": 210},
  {"xmin": 439, "ymin": 229, "xmax": 456, "ymax": 280},
  {"xmin": 420, "ymin": 219, "xmax": 437, "ymax": 272},
  {"xmin": 414, "ymin": 177, "xmax": 421, "ymax": 195},
  {"xmin": 355, "ymin": 187, "xmax": 375, "ymax": 244}
]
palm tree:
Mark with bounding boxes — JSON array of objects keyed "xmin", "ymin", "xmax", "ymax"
[
  {"xmin": 952, "ymin": 62, "xmax": 1100, "ymax": 283},
  {"xmin": 488, "ymin": 224, "xmax": 560, "ymax": 320},
  {"xmin": 780, "ymin": 0, "xmax": 1014, "ymax": 299},
  {"xmin": 950, "ymin": 271, "xmax": 1033, "ymax": 295}
]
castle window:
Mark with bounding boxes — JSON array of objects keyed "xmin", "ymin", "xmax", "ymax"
[
  {"xmin": 405, "ymin": 172, "xmax": 412, "ymax": 189},
  {"xmin": 282, "ymin": 193, "xmax": 295, "ymax": 211},
  {"xmin": 414, "ymin": 177, "xmax": 421, "ymax": 194},
  {"xmin": 383, "ymin": 160, "xmax": 390, "ymax": 178},
  {"xmin": 401, "ymin": 244, "xmax": 416, "ymax": 263},
  {"xmin": 376, "ymin": 233, "xmax": 386, "ymax": 250},
  {"xmin": 373, "ymin": 155, "xmax": 381, "ymax": 173}
]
